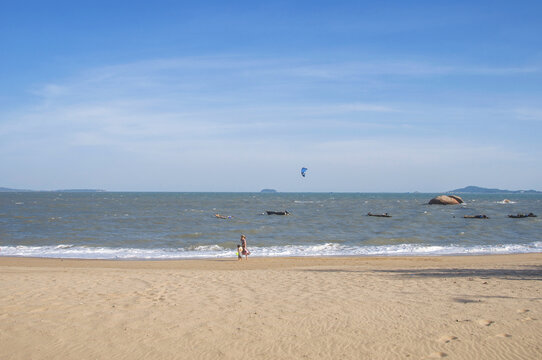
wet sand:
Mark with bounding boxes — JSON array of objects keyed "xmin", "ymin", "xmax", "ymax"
[{"xmin": 1, "ymin": 254, "xmax": 541, "ymax": 359}]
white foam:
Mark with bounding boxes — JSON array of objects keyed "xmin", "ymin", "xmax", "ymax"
[{"xmin": 1, "ymin": 241, "xmax": 541, "ymax": 260}]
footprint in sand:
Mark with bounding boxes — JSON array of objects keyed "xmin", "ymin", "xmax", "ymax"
[
  {"xmin": 427, "ymin": 351, "xmax": 448, "ymax": 358},
  {"xmin": 478, "ymin": 319, "xmax": 494, "ymax": 326},
  {"xmin": 517, "ymin": 309, "xmax": 530, "ymax": 314},
  {"xmin": 496, "ymin": 333, "xmax": 512, "ymax": 338},
  {"xmin": 521, "ymin": 317, "xmax": 535, "ymax": 322},
  {"xmin": 438, "ymin": 335, "xmax": 458, "ymax": 344}
]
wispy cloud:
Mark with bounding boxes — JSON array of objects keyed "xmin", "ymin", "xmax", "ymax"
[
  {"xmin": 7, "ymin": 56, "xmax": 541, "ymax": 141},
  {"xmin": 263, "ymin": 60, "xmax": 541, "ymax": 80},
  {"xmin": 513, "ymin": 108, "xmax": 542, "ymax": 121},
  {"xmin": 33, "ymin": 56, "xmax": 542, "ymax": 99}
]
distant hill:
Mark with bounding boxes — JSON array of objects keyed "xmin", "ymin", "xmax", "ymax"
[
  {"xmin": 0, "ymin": 187, "xmax": 32, "ymax": 192},
  {"xmin": 56, "ymin": 189, "xmax": 106, "ymax": 192},
  {"xmin": 0, "ymin": 187, "xmax": 105, "ymax": 192},
  {"xmin": 260, "ymin": 189, "xmax": 277, "ymax": 193},
  {"xmin": 448, "ymin": 186, "xmax": 541, "ymax": 194}
]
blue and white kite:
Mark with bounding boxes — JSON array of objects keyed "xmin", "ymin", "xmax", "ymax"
[{"xmin": 301, "ymin": 167, "xmax": 308, "ymax": 178}]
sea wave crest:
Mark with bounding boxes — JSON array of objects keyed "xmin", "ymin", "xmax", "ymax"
[{"xmin": 1, "ymin": 242, "xmax": 541, "ymax": 260}]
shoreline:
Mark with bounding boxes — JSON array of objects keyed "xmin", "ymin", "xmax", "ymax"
[
  {"xmin": 2, "ymin": 252, "xmax": 542, "ymax": 269},
  {"xmin": 2, "ymin": 253, "xmax": 541, "ymax": 359}
]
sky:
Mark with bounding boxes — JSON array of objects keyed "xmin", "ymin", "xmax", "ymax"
[{"xmin": 1, "ymin": 0, "xmax": 541, "ymax": 192}]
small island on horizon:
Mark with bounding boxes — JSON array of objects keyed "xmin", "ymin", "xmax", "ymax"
[
  {"xmin": 260, "ymin": 189, "xmax": 278, "ymax": 193},
  {"xmin": 0, "ymin": 187, "xmax": 106, "ymax": 193}
]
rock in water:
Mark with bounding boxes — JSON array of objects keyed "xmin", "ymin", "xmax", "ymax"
[{"xmin": 428, "ymin": 195, "xmax": 464, "ymax": 205}]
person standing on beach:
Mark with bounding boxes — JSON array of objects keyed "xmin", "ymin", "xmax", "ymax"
[
  {"xmin": 240, "ymin": 234, "xmax": 250, "ymax": 260},
  {"xmin": 236, "ymin": 244, "xmax": 242, "ymax": 261}
]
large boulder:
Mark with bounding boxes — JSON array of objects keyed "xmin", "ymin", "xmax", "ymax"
[{"xmin": 428, "ymin": 195, "xmax": 464, "ymax": 205}]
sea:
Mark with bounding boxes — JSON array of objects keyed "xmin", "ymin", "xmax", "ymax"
[{"xmin": 1, "ymin": 192, "xmax": 541, "ymax": 260}]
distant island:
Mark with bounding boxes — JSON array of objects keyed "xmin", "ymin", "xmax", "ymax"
[
  {"xmin": 447, "ymin": 186, "xmax": 541, "ymax": 194},
  {"xmin": 0, "ymin": 187, "xmax": 106, "ymax": 193},
  {"xmin": 56, "ymin": 189, "xmax": 106, "ymax": 193},
  {"xmin": 260, "ymin": 189, "xmax": 277, "ymax": 193},
  {"xmin": 0, "ymin": 187, "xmax": 33, "ymax": 192}
]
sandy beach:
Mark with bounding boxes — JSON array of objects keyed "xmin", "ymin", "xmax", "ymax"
[{"xmin": 1, "ymin": 254, "xmax": 541, "ymax": 359}]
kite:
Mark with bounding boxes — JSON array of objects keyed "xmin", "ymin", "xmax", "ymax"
[{"xmin": 301, "ymin": 167, "xmax": 308, "ymax": 177}]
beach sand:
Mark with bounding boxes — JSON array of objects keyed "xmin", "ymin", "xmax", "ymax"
[{"xmin": 1, "ymin": 254, "xmax": 541, "ymax": 359}]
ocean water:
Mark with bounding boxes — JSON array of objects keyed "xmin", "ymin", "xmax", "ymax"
[{"xmin": 1, "ymin": 192, "xmax": 541, "ymax": 259}]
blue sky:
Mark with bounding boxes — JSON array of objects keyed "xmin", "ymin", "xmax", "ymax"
[{"xmin": 1, "ymin": 0, "xmax": 541, "ymax": 192}]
